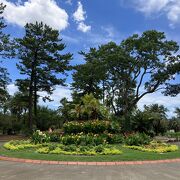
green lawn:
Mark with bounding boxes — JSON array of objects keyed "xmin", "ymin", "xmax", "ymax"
[{"xmin": 0, "ymin": 144, "xmax": 180, "ymax": 162}]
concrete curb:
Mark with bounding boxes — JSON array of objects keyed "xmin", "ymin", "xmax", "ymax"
[{"xmin": 0, "ymin": 156, "xmax": 180, "ymax": 166}]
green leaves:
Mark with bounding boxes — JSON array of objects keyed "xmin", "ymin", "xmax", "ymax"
[
  {"xmin": 15, "ymin": 22, "xmax": 72, "ymax": 127},
  {"xmin": 72, "ymin": 30, "xmax": 180, "ymax": 117}
]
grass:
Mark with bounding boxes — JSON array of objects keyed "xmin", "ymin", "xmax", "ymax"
[{"xmin": 0, "ymin": 143, "xmax": 180, "ymax": 162}]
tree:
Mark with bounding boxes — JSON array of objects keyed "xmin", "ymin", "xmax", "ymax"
[
  {"xmin": 72, "ymin": 49, "xmax": 104, "ymax": 100},
  {"xmin": 144, "ymin": 104, "xmax": 168, "ymax": 119},
  {"xmin": 16, "ymin": 22, "xmax": 72, "ymax": 129},
  {"xmin": 168, "ymin": 107, "xmax": 180, "ymax": 132},
  {"xmin": 143, "ymin": 104, "xmax": 168, "ymax": 135},
  {"xmin": 8, "ymin": 92, "xmax": 29, "ymax": 121},
  {"xmin": 130, "ymin": 104, "xmax": 168, "ymax": 135},
  {"xmin": 120, "ymin": 30, "xmax": 179, "ymax": 114},
  {"xmin": 36, "ymin": 106, "xmax": 61, "ymax": 131},
  {"xmin": 71, "ymin": 94, "xmax": 109, "ymax": 120},
  {"xmin": 58, "ymin": 98, "xmax": 74, "ymax": 122},
  {"xmin": 174, "ymin": 107, "xmax": 180, "ymax": 119},
  {"xmin": 0, "ymin": 3, "xmax": 12, "ymax": 110},
  {"xmin": 72, "ymin": 30, "xmax": 180, "ymax": 117}
]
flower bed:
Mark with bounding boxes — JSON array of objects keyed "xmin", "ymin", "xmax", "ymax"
[
  {"xmin": 63, "ymin": 120, "xmax": 120, "ymax": 134},
  {"xmin": 124, "ymin": 141, "xmax": 178, "ymax": 153},
  {"xmin": 3, "ymin": 140, "xmax": 122, "ymax": 156},
  {"xmin": 58, "ymin": 133, "xmax": 124, "ymax": 145},
  {"xmin": 36, "ymin": 144, "xmax": 122, "ymax": 155},
  {"xmin": 3, "ymin": 140, "xmax": 42, "ymax": 150}
]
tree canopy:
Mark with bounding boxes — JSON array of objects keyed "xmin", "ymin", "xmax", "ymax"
[
  {"xmin": 72, "ymin": 30, "xmax": 180, "ymax": 117},
  {"xmin": 16, "ymin": 22, "xmax": 72, "ymax": 128}
]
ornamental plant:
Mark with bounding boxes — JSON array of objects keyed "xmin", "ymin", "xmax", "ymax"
[
  {"xmin": 124, "ymin": 141, "xmax": 178, "ymax": 153},
  {"xmin": 125, "ymin": 133, "xmax": 151, "ymax": 146},
  {"xmin": 63, "ymin": 120, "xmax": 121, "ymax": 134},
  {"xmin": 58, "ymin": 133, "xmax": 124, "ymax": 145},
  {"xmin": 31, "ymin": 130, "xmax": 50, "ymax": 144}
]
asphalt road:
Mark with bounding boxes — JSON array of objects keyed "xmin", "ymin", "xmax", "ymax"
[
  {"xmin": 0, "ymin": 141, "xmax": 180, "ymax": 180},
  {"xmin": 0, "ymin": 160, "xmax": 180, "ymax": 180}
]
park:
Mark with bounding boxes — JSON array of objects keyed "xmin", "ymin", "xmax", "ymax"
[{"xmin": 0, "ymin": 1, "xmax": 180, "ymax": 180}]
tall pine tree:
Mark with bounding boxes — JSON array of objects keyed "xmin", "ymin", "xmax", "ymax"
[
  {"xmin": 0, "ymin": 3, "xmax": 12, "ymax": 110},
  {"xmin": 16, "ymin": 22, "xmax": 72, "ymax": 129}
]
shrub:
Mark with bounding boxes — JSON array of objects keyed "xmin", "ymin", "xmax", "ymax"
[
  {"xmin": 36, "ymin": 147, "xmax": 50, "ymax": 154},
  {"xmin": 59, "ymin": 133, "xmax": 106, "ymax": 146},
  {"xmin": 3, "ymin": 140, "xmax": 41, "ymax": 150},
  {"xmin": 101, "ymin": 148, "xmax": 122, "ymax": 155},
  {"xmin": 31, "ymin": 130, "xmax": 50, "ymax": 144},
  {"xmin": 48, "ymin": 132, "xmax": 61, "ymax": 142},
  {"xmin": 36, "ymin": 144, "xmax": 122, "ymax": 156},
  {"xmin": 125, "ymin": 133, "xmax": 151, "ymax": 146},
  {"xmin": 63, "ymin": 120, "xmax": 120, "ymax": 134},
  {"xmin": 59, "ymin": 133, "xmax": 124, "ymax": 146},
  {"xmin": 166, "ymin": 132, "xmax": 180, "ymax": 141},
  {"xmin": 107, "ymin": 134, "xmax": 124, "ymax": 144},
  {"xmin": 124, "ymin": 141, "xmax": 178, "ymax": 153}
]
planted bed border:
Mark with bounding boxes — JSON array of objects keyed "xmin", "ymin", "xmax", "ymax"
[{"xmin": 0, "ymin": 155, "xmax": 180, "ymax": 166}]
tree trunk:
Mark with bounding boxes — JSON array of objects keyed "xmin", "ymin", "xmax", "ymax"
[
  {"xmin": 34, "ymin": 71, "xmax": 37, "ymax": 124},
  {"xmin": 28, "ymin": 83, "xmax": 33, "ymax": 129},
  {"xmin": 28, "ymin": 56, "xmax": 36, "ymax": 129},
  {"xmin": 33, "ymin": 50, "xmax": 38, "ymax": 124}
]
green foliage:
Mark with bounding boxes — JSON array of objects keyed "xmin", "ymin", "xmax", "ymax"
[
  {"xmin": 58, "ymin": 98, "xmax": 75, "ymax": 122},
  {"xmin": 3, "ymin": 140, "xmax": 42, "ymax": 150},
  {"xmin": 16, "ymin": 22, "xmax": 72, "ymax": 128},
  {"xmin": 72, "ymin": 49, "xmax": 104, "ymax": 100},
  {"xmin": 36, "ymin": 106, "xmax": 62, "ymax": 131},
  {"xmin": 48, "ymin": 131, "xmax": 62, "ymax": 142},
  {"xmin": 0, "ymin": 3, "xmax": 12, "ymax": 111},
  {"xmin": 107, "ymin": 134, "xmax": 124, "ymax": 144},
  {"xmin": 175, "ymin": 108, "xmax": 180, "ymax": 119},
  {"xmin": 58, "ymin": 133, "xmax": 124, "ymax": 146},
  {"xmin": 63, "ymin": 120, "xmax": 120, "ymax": 134},
  {"xmin": 72, "ymin": 30, "xmax": 180, "ymax": 117},
  {"xmin": 0, "ymin": 113, "xmax": 23, "ymax": 134},
  {"xmin": 166, "ymin": 132, "xmax": 180, "ymax": 141},
  {"xmin": 36, "ymin": 144, "xmax": 122, "ymax": 156},
  {"xmin": 124, "ymin": 141, "xmax": 178, "ymax": 153},
  {"xmin": 4, "ymin": 140, "xmax": 123, "ymax": 156},
  {"xmin": 8, "ymin": 92, "xmax": 28, "ymax": 119},
  {"xmin": 129, "ymin": 104, "xmax": 169, "ymax": 135},
  {"xmin": 31, "ymin": 130, "xmax": 50, "ymax": 144},
  {"xmin": 168, "ymin": 118, "xmax": 180, "ymax": 132},
  {"xmin": 71, "ymin": 94, "xmax": 110, "ymax": 120},
  {"xmin": 125, "ymin": 133, "xmax": 151, "ymax": 146},
  {"xmin": 60, "ymin": 133, "xmax": 105, "ymax": 146}
]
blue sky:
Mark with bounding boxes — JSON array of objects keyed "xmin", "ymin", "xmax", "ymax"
[{"xmin": 1, "ymin": 0, "xmax": 180, "ymax": 116}]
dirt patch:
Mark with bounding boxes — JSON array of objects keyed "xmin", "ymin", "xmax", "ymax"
[{"xmin": 0, "ymin": 135, "xmax": 28, "ymax": 142}]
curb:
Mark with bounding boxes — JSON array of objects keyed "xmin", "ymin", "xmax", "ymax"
[{"xmin": 0, "ymin": 156, "xmax": 180, "ymax": 166}]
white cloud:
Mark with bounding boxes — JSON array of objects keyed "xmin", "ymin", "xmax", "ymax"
[
  {"xmin": 65, "ymin": 0, "xmax": 72, "ymax": 5},
  {"xmin": 1, "ymin": 0, "xmax": 69, "ymax": 31},
  {"xmin": 102, "ymin": 25, "xmax": 120, "ymax": 38},
  {"xmin": 167, "ymin": 1, "xmax": 180, "ymax": 27},
  {"xmin": 7, "ymin": 84, "xmax": 18, "ymax": 95},
  {"xmin": 138, "ymin": 91, "xmax": 180, "ymax": 117},
  {"xmin": 7, "ymin": 83, "xmax": 72, "ymax": 109},
  {"xmin": 7, "ymin": 84, "xmax": 179, "ymax": 116},
  {"xmin": 73, "ymin": 1, "xmax": 91, "ymax": 33},
  {"xmin": 73, "ymin": 1, "xmax": 86, "ymax": 22},
  {"xmin": 38, "ymin": 86, "xmax": 72, "ymax": 108},
  {"xmin": 125, "ymin": 0, "xmax": 180, "ymax": 27},
  {"xmin": 135, "ymin": 0, "xmax": 169, "ymax": 15},
  {"xmin": 77, "ymin": 21, "xmax": 91, "ymax": 33}
]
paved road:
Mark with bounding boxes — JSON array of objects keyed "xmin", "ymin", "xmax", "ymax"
[
  {"xmin": 0, "ymin": 160, "xmax": 180, "ymax": 180},
  {"xmin": 0, "ymin": 141, "xmax": 180, "ymax": 180}
]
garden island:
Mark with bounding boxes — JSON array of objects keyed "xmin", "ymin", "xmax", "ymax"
[{"xmin": 0, "ymin": 1, "xmax": 180, "ymax": 163}]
